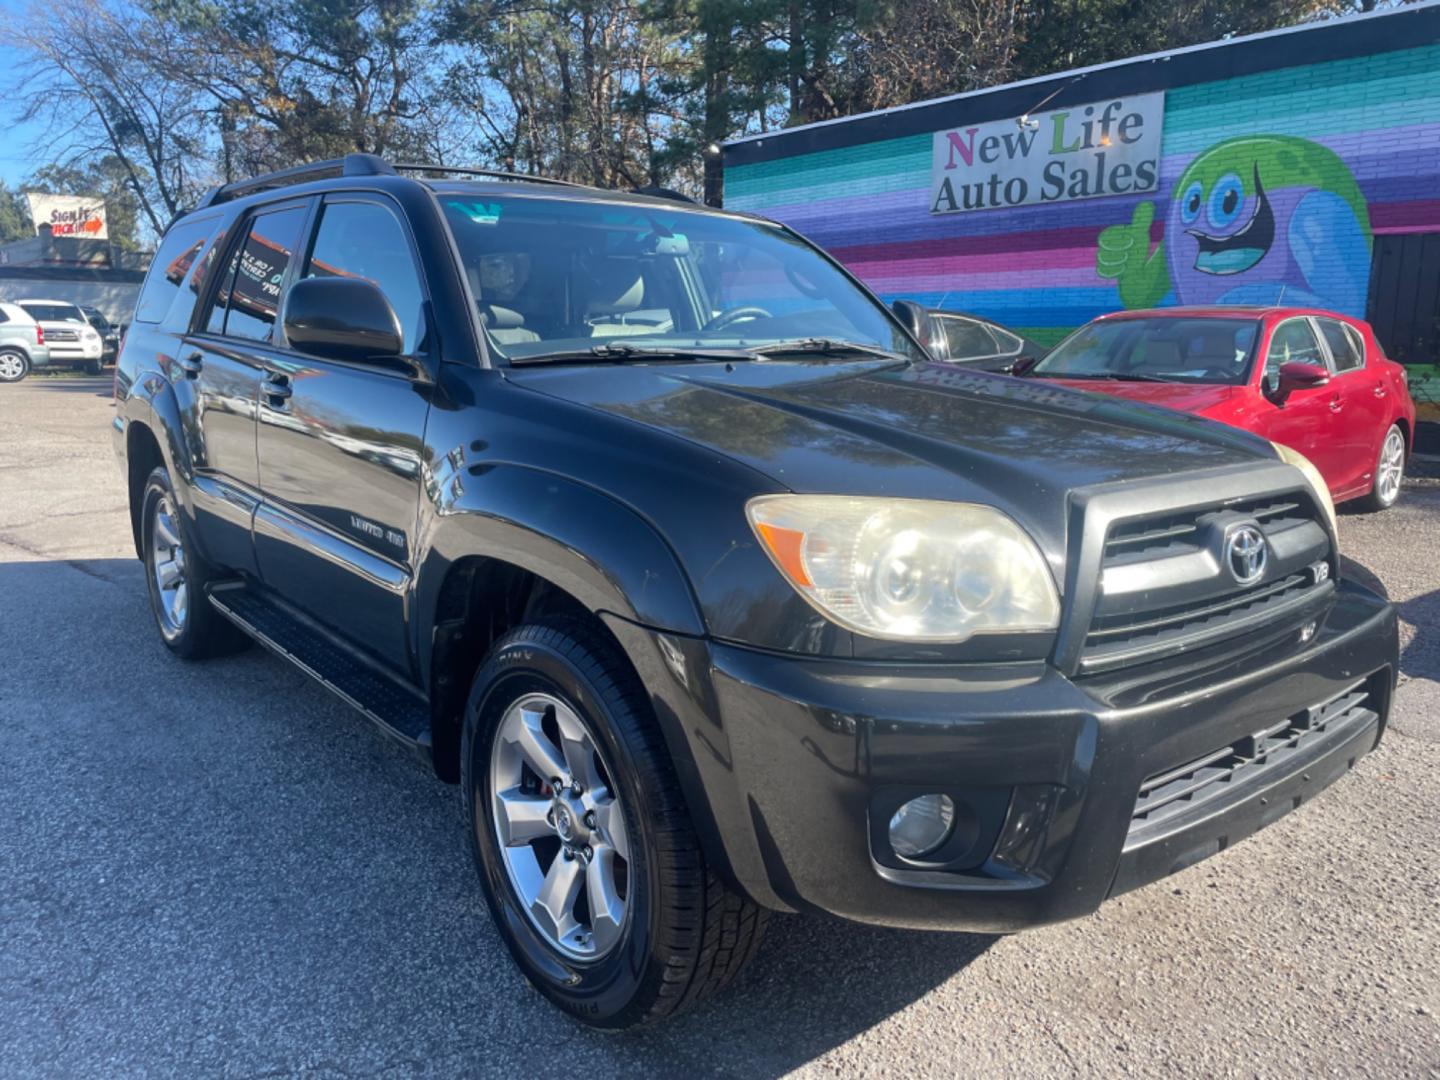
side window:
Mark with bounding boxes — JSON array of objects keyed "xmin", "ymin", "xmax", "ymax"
[
  {"xmin": 134, "ymin": 217, "xmax": 214, "ymax": 324},
  {"xmin": 1264, "ymin": 319, "xmax": 1325, "ymax": 386},
  {"xmin": 207, "ymin": 205, "xmax": 308, "ymax": 343},
  {"xmin": 989, "ymin": 325, "xmax": 1024, "ymax": 354},
  {"xmin": 936, "ymin": 315, "xmax": 999, "ymax": 360},
  {"xmin": 1317, "ymin": 318, "xmax": 1365, "ymax": 372},
  {"xmin": 0, "ymin": 308, "xmax": 8, "ymax": 324},
  {"xmin": 303, "ymin": 200, "xmax": 426, "ymax": 355}
]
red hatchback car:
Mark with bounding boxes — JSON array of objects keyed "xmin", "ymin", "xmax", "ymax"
[{"xmin": 1026, "ymin": 307, "xmax": 1416, "ymax": 511}]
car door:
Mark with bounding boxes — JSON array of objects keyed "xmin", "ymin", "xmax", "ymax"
[
  {"xmin": 1251, "ymin": 316, "xmax": 1347, "ymax": 494},
  {"xmin": 181, "ymin": 202, "xmax": 312, "ymax": 576},
  {"xmin": 1314, "ymin": 316, "xmax": 1385, "ymax": 498},
  {"xmin": 253, "ymin": 192, "xmax": 433, "ymax": 672}
]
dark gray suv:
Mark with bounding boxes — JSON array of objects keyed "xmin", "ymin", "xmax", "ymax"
[{"xmin": 112, "ymin": 154, "xmax": 1398, "ymax": 1029}]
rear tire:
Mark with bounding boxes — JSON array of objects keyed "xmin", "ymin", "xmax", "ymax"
[
  {"xmin": 140, "ymin": 466, "xmax": 249, "ymax": 660},
  {"xmin": 1357, "ymin": 423, "xmax": 1405, "ymax": 512},
  {"xmin": 0, "ymin": 349, "xmax": 28, "ymax": 383},
  {"xmin": 84, "ymin": 357, "xmax": 104, "ymax": 376},
  {"xmin": 461, "ymin": 617, "xmax": 768, "ymax": 1030}
]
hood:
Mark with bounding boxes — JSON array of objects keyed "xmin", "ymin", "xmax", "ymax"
[
  {"xmin": 508, "ymin": 358, "xmax": 1271, "ymax": 560},
  {"xmin": 1038, "ymin": 377, "xmax": 1242, "ymax": 416}
]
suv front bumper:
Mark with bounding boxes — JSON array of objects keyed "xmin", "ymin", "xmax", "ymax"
[{"xmin": 613, "ymin": 577, "xmax": 1397, "ymax": 932}]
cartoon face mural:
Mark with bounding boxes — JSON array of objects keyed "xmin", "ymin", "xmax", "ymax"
[{"xmin": 1097, "ymin": 135, "xmax": 1373, "ymax": 316}]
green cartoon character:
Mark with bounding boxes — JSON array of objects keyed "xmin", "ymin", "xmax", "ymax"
[{"xmin": 1096, "ymin": 135, "xmax": 1372, "ymax": 316}]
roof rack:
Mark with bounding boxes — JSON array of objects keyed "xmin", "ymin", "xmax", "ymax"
[
  {"xmin": 190, "ymin": 155, "xmax": 590, "ymax": 215},
  {"xmin": 197, "ymin": 153, "xmax": 395, "ymax": 210},
  {"xmin": 389, "ymin": 163, "xmax": 585, "ymax": 188}
]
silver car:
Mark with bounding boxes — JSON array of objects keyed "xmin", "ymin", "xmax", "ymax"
[
  {"xmin": 0, "ymin": 301, "xmax": 51, "ymax": 383},
  {"xmin": 16, "ymin": 298, "xmax": 106, "ymax": 375}
]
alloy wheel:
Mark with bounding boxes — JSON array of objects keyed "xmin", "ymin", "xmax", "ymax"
[
  {"xmin": 1377, "ymin": 427, "xmax": 1405, "ymax": 505},
  {"xmin": 0, "ymin": 352, "xmax": 25, "ymax": 381},
  {"xmin": 149, "ymin": 493, "xmax": 189, "ymax": 639},
  {"xmin": 489, "ymin": 692, "xmax": 631, "ymax": 961}
]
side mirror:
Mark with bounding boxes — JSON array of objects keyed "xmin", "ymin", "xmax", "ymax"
[
  {"xmin": 890, "ymin": 299, "xmax": 931, "ymax": 346},
  {"xmin": 1008, "ymin": 355, "xmax": 1038, "ymax": 376},
  {"xmin": 283, "ymin": 276, "xmax": 405, "ymax": 367},
  {"xmin": 1276, "ymin": 360, "xmax": 1330, "ymax": 395}
]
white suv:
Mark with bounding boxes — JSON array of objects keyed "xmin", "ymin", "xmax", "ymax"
[
  {"xmin": 17, "ymin": 299, "xmax": 106, "ymax": 375},
  {"xmin": 0, "ymin": 302, "xmax": 50, "ymax": 382}
]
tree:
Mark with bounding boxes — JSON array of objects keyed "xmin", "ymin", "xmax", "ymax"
[
  {"xmin": 0, "ymin": 183, "xmax": 32, "ymax": 246},
  {"xmin": 10, "ymin": 0, "xmax": 212, "ymax": 238}
]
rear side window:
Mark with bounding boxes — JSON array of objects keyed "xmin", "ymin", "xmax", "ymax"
[
  {"xmin": 1317, "ymin": 318, "xmax": 1365, "ymax": 372},
  {"xmin": 0, "ymin": 308, "xmax": 8, "ymax": 324},
  {"xmin": 207, "ymin": 205, "xmax": 308, "ymax": 342},
  {"xmin": 134, "ymin": 218, "xmax": 214, "ymax": 324}
]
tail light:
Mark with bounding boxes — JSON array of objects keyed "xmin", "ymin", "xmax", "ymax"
[{"xmin": 35, "ymin": 324, "xmax": 44, "ymax": 345}]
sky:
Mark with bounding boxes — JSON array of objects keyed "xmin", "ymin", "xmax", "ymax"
[{"xmin": 0, "ymin": 0, "xmax": 52, "ymax": 188}]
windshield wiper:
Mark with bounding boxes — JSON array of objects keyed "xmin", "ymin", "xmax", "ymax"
[
  {"xmin": 749, "ymin": 338, "xmax": 908, "ymax": 361},
  {"xmin": 509, "ymin": 342, "xmax": 754, "ymax": 366}
]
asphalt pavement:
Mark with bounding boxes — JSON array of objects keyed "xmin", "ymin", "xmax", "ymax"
[{"xmin": 1, "ymin": 376, "xmax": 1437, "ymax": 1078}]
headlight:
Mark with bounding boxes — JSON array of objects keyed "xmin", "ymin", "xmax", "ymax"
[
  {"xmin": 1271, "ymin": 442, "xmax": 1338, "ymax": 543},
  {"xmin": 746, "ymin": 495, "xmax": 1060, "ymax": 642}
]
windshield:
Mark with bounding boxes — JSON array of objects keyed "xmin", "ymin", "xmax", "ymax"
[
  {"xmin": 438, "ymin": 194, "xmax": 922, "ymax": 363},
  {"xmin": 21, "ymin": 303, "xmax": 87, "ymax": 324},
  {"xmin": 1034, "ymin": 317, "xmax": 1260, "ymax": 385}
]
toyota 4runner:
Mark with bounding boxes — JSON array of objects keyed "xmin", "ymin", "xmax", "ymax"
[{"xmin": 112, "ymin": 155, "xmax": 1399, "ymax": 1029}]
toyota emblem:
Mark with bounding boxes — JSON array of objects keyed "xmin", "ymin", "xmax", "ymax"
[{"xmin": 1225, "ymin": 524, "xmax": 1268, "ymax": 585}]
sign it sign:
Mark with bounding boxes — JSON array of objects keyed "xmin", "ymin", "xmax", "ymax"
[
  {"xmin": 930, "ymin": 93, "xmax": 1165, "ymax": 214},
  {"xmin": 24, "ymin": 193, "xmax": 109, "ymax": 239}
]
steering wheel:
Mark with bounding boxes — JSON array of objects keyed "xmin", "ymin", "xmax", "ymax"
[{"xmin": 702, "ymin": 306, "xmax": 772, "ymax": 332}]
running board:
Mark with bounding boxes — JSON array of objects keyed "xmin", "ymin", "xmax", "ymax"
[{"xmin": 207, "ymin": 581, "xmax": 432, "ymax": 756}]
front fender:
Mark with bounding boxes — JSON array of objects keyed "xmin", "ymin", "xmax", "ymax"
[{"xmin": 414, "ymin": 462, "xmax": 706, "ymax": 684}]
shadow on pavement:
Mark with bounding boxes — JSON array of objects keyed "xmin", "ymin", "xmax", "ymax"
[{"xmin": 0, "ymin": 556, "xmax": 990, "ymax": 1077}]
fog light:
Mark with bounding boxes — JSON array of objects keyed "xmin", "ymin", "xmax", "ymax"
[{"xmin": 888, "ymin": 794, "xmax": 955, "ymax": 859}]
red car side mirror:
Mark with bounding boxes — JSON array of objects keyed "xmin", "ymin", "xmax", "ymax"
[{"xmin": 1277, "ymin": 361, "xmax": 1330, "ymax": 395}]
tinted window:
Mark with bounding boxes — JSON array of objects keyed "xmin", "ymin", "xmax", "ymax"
[
  {"xmin": 935, "ymin": 315, "xmax": 998, "ymax": 360},
  {"xmin": 1317, "ymin": 318, "xmax": 1364, "ymax": 372},
  {"xmin": 1264, "ymin": 319, "xmax": 1325, "ymax": 387},
  {"xmin": 20, "ymin": 303, "xmax": 86, "ymax": 323},
  {"xmin": 304, "ymin": 200, "xmax": 425, "ymax": 355},
  {"xmin": 0, "ymin": 308, "xmax": 8, "ymax": 324},
  {"xmin": 135, "ymin": 218, "xmax": 214, "ymax": 324},
  {"xmin": 208, "ymin": 206, "xmax": 308, "ymax": 342}
]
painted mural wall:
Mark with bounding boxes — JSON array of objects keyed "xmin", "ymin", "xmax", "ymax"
[{"xmin": 725, "ymin": 41, "xmax": 1440, "ymax": 417}]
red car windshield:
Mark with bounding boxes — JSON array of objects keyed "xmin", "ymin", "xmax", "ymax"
[{"xmin": 1035, "ymin": 317, "xmax": 1261, "ymax": 385}]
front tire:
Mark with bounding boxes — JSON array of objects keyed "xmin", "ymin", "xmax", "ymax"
[
  {"xmin": 84, "ymin": 357, "xmax": 104, "ymax": 376},
  {"xmin": 1358, "ymin": 423, "xmax": 1406, "ymax": 512},
  {"xmin": 140, "ymin": 467, "xmax": 248, "ymax": 659},
  {"xmin": 461, "ymin": 618, "xmax": 767, "ymax": 1030},
  {"xmin": 0, "ymin": 349, "xmax": 28, "ymax": 383}
]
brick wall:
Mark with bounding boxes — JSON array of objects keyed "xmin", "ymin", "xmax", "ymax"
[{"xmin": 724, "ymin": 40, "xmax": 1440, "ymax": 387}]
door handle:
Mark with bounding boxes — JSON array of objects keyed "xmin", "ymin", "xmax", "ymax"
[
  {"xmin": 1373, "ymin": 385, "xmax": 1388, "ymax": 398},
  {"xmin": 1329, "ymin": 397, "xmax": 1343, "ymax": 412},
  {"xmin": 262, "ymin": 371, "xmax": 293, "ymax": 405},
  {"xmin": 177, "ymin": 352, "xmax": 203, "ymax": 378}
]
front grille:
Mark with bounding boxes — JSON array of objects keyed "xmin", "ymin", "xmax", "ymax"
[
  {"xmin": 1079, "ymin": 492, "xmax": 1331, "ymax": 675},
  {"xmin": 1127, "ymin": 677, "xmax": 1381, "ymax": 845}
]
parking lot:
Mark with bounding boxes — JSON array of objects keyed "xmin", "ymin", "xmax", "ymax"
[{"xmin": 1, "ymin": 375, "xmax": 1437, "ymax": 1078}]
